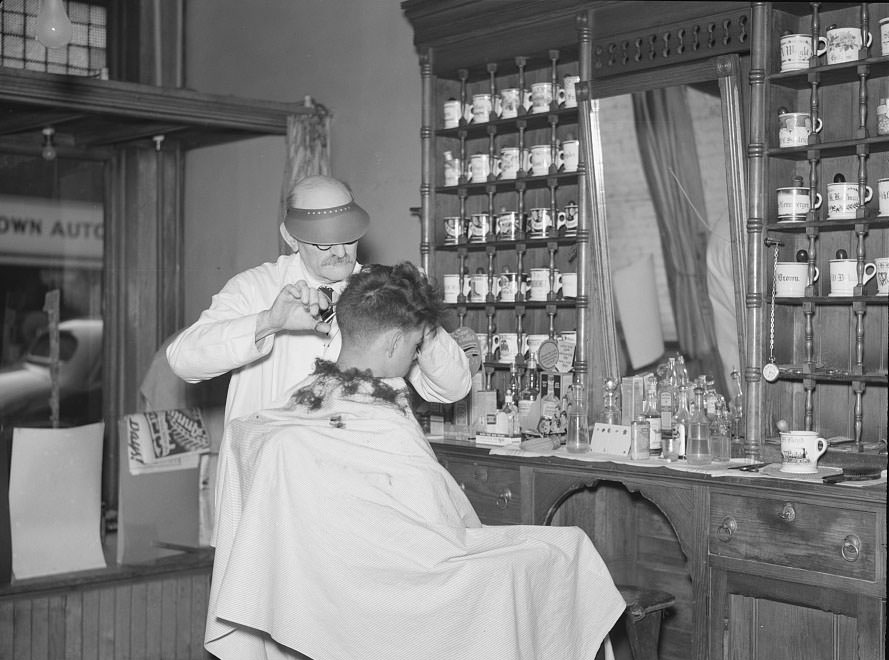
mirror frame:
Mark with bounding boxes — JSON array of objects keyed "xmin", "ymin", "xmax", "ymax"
[{"xmin": 577, "ymin": 53, "xmax": 748, "ymax": 397}]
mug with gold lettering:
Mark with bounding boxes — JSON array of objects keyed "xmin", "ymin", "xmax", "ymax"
[
  {"xmin": 776, "ymin": 185, "xmax": 822, "ymax": 222},
  {"xmin": 529, "ymin": 267, "xmax": 561, "ymax": 301},
  {"xmin": 561, "ymin": 139, "xmax": 579, "ymax": 172},
  {"xmin": 827, "ymin": 182, "xmax": 872, "ymax": 220},
  {"xmin": 779, "ymin": 33, "xmax": 827, "ymax": 71},
  {"xmin": 778, "ymin": 111, "xmax": 822, "ymax": 148},
  {"xmin": 469, "ymin": 92, "xmax": 495, "ymax": 124},
  {"xmin": 829, "ymin": 258, "xmax": 876, "ymax": 296},
  {"xmin": 442, "ymin": 98, "xmax": 467, "ymax": 128},
  {"xmin": 774, "ymin": 262, "xmax": 818, "ymax": 297},
  {"xmin": 499, "ymin": 146, "xmax": 529, "ymax": 179}
]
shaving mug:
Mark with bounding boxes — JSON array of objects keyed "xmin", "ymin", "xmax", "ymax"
[
  {"xmin": 881, "ymin": 17, "xmax": 889, "ymax": 56},
  {"xmin": 498, "ymin": 271, "xmax": 527, "ymax": 302},
  {"xmin": 875, "ymin": 257, "xmax": 889, "ymax": 295},
  {"xmin": 826, "ymin": 26, "xmax": 871, "ymax": 65},
  {"xmin": 529, "ymin": 144, "xmax": 561, "ymax": 176},
  {"xmin": 530, "ymin": 81, "xmax": 564, "ymax": 113},
  {"xmin": 498, "ymin": 87, "xmax": 531, "ymax": 119},
  {"xmin": 467, "ymin": 213, "xmax": 492, "ymax": 243},
  {"xmin": 469, "ymin": 273, "xmax": 499, "ymax": 302},
  {"xmin": 777, "ymin": 185, "xmax": 822, "ymax": 221},
  {"xmin": 561, "ymin": 272, "xmax": 578, "ymax": 298},
  {"xmin": 779, "ymin": 430, "xmax": 828, "ymax": 474},
  {"xmin": 563, "ymin": 75, "xmax": 580, "ymax": 108},
  {"xmin": 495, "ymin": 210, "xmax": 523, "ymax": 240},
  {"xmin": 442, "ymin": 274, "xmax": 469, "ymax": 303},
  {"xmin": 499, "ymin": 146, "xmax": 529, "ymax": 179},
  {"xmin": 469, "ymin": 153, "xmax": 499, "ymax": 183},
  {"xmin": 827, "ymin": 182, "xmax": 872, "ymax": 219},
  {"xmin": 529, "ymin": 267, "xmax": 561, "ymax": 301},
  {"xmin": 527, "ymin": 207, "xmax": 556, "ymax": 238},
  {"xmin": 774, "ymin": 262, "xmax": 818, "ymax": 297},
  {"xmin": 443, "ymin": 216, "xmax": 465, "ymax": 245},
  {"xmin": 559, "ymin": 203, "xmax": 578, "ymax": 236},
  {"xmin": 829, "ymin": 259, "xmax": 876, "ymax": 296},
  {"xmin": 561, "ymin": 139, "xmax": 579, "ymax": 172},
  {"xmin": 493, "ymin": 332, "xmax": 525, "ymax": 364},
  {"xmin": 878, "ymin": 178, "xmax": 889, "ymax": 216},
  {"xmin": 443, "ymin": 151, "xmax": 463, "ymax": 186},
  {"xmin": 778, "ymin": 111, "xmax": 822, "ymax": 148},
  {"xmin": 443, "ymin": 98, "xmax": 467, "ymax": 128},
  {"xmin": 780, "ymin": 33, "xmax": 828, "ymax": 71},
  {"xmin": 878, "ymin": 100, "xmax": 889, "ymax": 136},
  {"xmin": 470, "ymin": 93, "xmax": 494, "ymax": 124}
]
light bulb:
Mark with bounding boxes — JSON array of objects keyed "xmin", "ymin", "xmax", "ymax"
[
  {"xmin": 36, "ymin": 0, "xmax": 73, "ymax": 49},
  {"xmin": 41, "ymin": 127, "xmax": 57, "ymax": 161}
]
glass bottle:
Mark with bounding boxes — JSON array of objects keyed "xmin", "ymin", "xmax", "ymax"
[
  {"xmin": 658, "ymin": 357, "xmax": 676, "ymax": 451},
  {"xmin": 518, "ymin": 352, "xmax": 540, "ymax": 417},
  {"xmin": 598, "ymin": 378, "xmax": 621, "ymax": 425},
  {"xmin": 711, "ymin": 403, "xmax": 731, "ymax": 463},
  {"xmin": 508, "ymin": 361, "xmax": 522, "ymax": 404},
  {"xmin": 687, "ymin": 385, "xmax": 712, "ymax": 465},
  {"xmin": 502, "ymin": 390, "xmax": 520, "ymax": 436},
  {"xmin": 667, "ymin": 384, "xmax": 690, "ymax": 461},
  {"xmin": 566, "ymin": 383, "xmax": 590, "ymax": 453},
  {"xmin": 642, "ymin": 375, "xmax": 662, "ymax": 457},
  {"xmin": 729, "ymin": 367, "xmax": 745, "ymax": 455}
]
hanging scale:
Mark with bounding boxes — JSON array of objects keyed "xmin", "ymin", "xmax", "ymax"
[{"xmin": 762, "ymin": 240, "xmax": 780, "ymax": 382}]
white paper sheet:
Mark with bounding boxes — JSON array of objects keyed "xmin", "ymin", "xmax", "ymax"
[{"xmin": 9, "ymin": 423, "xmax": 107, "ymax": 580}]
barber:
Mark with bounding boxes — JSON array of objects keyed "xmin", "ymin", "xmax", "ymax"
[{"xmin": 167, "ymin": 176, "xmax": 471, "ymax": 531}]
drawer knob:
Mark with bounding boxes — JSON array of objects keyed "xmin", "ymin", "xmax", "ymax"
[
  {"xmin": 841, "ymin": 535, "xmax": 861, "ymax": 562},
  {"xmin": 716, "ymin": 516, "xmax": 737, "ymax": 542},
  {"xmin": 779, "ymin": 503, "xmax": 796, "ymax": 522},
  {"xmin": 496, "ymin": 488, "xmax": 512, "ymax": 510}
]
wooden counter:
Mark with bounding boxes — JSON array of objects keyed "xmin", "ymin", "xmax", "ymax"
[{"xmin": 431, "ymin": 439, "xmax": 886, "ymax": 660}]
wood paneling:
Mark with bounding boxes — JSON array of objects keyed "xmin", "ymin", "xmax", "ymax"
[{"xmin": 0, "ymin": 568, "xmax": 212, "ymax": 660}]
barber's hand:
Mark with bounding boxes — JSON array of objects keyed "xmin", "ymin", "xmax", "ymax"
[{"xmin": 255, "ymin": 281, "xmax": 331, "ymax": 342}]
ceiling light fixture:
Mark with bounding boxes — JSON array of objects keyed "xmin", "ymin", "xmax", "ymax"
[
  {"xmin": 41, "ymin": 127, "xmax": 57, "ymax": 161},
  {"xmin": 35, "ymin": 0, "xmax": 73, "ymax": 49}
]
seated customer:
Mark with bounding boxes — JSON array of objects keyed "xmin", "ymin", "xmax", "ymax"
[{"xmin": 205, "ymin": 262, "xmax": 625, "ymax": 660}]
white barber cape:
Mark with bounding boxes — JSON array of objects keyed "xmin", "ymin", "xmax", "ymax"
[{"xmin": 206, "ymin": 365, "xmax": 625, "ymax": 660}]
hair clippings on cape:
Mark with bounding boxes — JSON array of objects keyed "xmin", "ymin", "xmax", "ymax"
[{"xmin": 329, "ymin": 414, "xmax": 345, "ymax": 429}]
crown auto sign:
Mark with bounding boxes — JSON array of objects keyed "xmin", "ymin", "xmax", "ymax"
[{"xmin": 0, "ymin": 195, "xmax": 103, "ymax": 267}]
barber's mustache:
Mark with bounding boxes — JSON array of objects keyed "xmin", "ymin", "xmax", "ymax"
[{"xmin": 322, "ymin": 254, "xmax": 355, "ymax": 266}]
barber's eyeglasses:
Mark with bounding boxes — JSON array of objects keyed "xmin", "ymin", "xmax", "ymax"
[{"xmin": 312, "ymin": 241, "xmax": 358, "ymax": 251}]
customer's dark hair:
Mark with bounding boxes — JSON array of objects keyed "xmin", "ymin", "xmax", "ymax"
[{"xmin": 336, "ymin": 261, "xmax": 445, "ymax": 342}]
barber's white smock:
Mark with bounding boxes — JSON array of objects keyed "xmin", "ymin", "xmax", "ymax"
[
  {"xmin": 166, "ymin": 253, "xmax": 471, "ymax": 542},
  {"xmin": 205, "ymin": 372, "xmax": 625, "ymax": 660}
]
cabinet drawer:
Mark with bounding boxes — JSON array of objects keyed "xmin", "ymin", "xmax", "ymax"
[
  {"xmin": 710, "ymin": 493, "xmax": 878, "ymax": 581},
  {"xmin": 439, "ymin": 457, "xmax": 521, "ymax": 524}
]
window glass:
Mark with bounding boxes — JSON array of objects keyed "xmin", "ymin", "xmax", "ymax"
[
  {"xmin": 0, "ymin": 154, "xmax": 105, "ymax": 430},
  {"xmin": 0, "ymin": 0, "xmax": 107, "ymax": 77}
]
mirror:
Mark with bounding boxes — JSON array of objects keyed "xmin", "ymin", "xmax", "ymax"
[{"xmin": 578, "ymin": 54, "xmax": 747, "ymax": 397}]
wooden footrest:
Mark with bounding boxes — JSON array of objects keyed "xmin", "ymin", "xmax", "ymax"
[{"xmin": 615, "ymin": 585, "xmax": 676, "ymax": 660}]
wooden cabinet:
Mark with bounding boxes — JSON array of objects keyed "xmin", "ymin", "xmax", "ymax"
[
  {"xmin": 746, "ymin": 1, "xmax": 889, "ymax": 449},
  {"xmin": 430, "ymin": 441, "xmax": 887, "ymax": 660}
]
